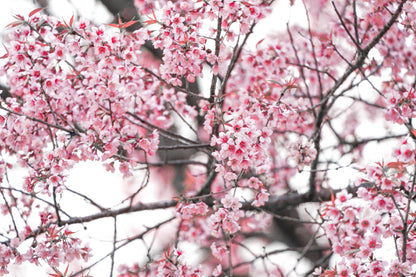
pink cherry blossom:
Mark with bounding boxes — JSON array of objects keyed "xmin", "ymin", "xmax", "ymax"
[{"xmin": 1, "ymin": 1, "xmax": 416, "ymax": 276}]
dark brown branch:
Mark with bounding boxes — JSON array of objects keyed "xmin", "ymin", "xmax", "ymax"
[
  {"xmin": 109, "ymin": 216, "xmax": 117, "ymax": 277},
  {"xmin": 52, "ymin": 186, "xmax": 62, "ymax": 224},
  {"xmin": 286, "ymin": 62, "xmax": 337, "ymax": 82},
  {"xmin": 0, "ymin": 189, "xmax": 19, "ymax": 236},
  {"xmin": 140, "ymin": 67, "xmax": 208, "ymax": 100},
  {"xmin": 304, "ymin": 0, "xmax": 324, "ymax": 98},
  {"xmin": 352, "ymin": 0, "xmax": 361, "ymax": 44},
  {"xmin": 209, "ymin": 15, "xmax": 223, "ymax": 104},
  {"xmin": 307, "ymin": 0, "xmax": 407, "ymax": 200},
  {"xmin": 125, "ymin": 112, "xmax": 200, "ymax": 144},
  {"xmin": 218, "ymin": 22, "xmax": 256, "ymax": 99},
  {"xmin": 158, "ymin": 144, "xmax": 211, "ymax": 150},
  {"xmin": 332, "ymin": 1, "xmax": 362, "ymax": 49},
  {"xmin": 65, "ymin": 187, "xmax": 106, "ymax": 212},
  {"xmin": 287, "ymin": 23, "xmax": 316, "ymax": 118},
  {"xmin": 137, "ymin": 159, "xmax": 207, "ymax": 167},
  {"xmin": 0, "ymin": 84, "xmax": 12, "ymax": 100},
  {"xmin": 227, "ymin": 245, "xmax": 329, "ymax": 273},
  {"xmin": 0, "ymin": 105, "xmax": 73, "ymax": 133},
  {"xmin": 1, "ymin": 185, "xmax": 357, "ymax": 247}
]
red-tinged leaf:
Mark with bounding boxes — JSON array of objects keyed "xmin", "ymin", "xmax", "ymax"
[
  {"xmin": 38, "ymin": 42, "xmax": 50, "ymax": 47},
  {"xmin": 156, "ymin": 258, "xmax": 165, "ymax": 263},
  {"xmin": 64, "ymin": 229, "xmax": 75, "ymax": 236},
  {"xmin": 285, "ymin": 78, "xmax": 298, "ymax": 88},
  {"xmin": 13, "ymin": 14, "xmax": 25, "ymax": 21},
  {"xmin": 164, "ymin": 247, "xmax": 171, "ymax": 260},
  {"xmin": 322, "ymin": 266, "xmax": 337, "ymax": 277},
  {"xmin": 286, "ymin": 84, "xmax": 299, "ymax": 90},
  {"xmin": 29, "ymin": 7, "xmax": 44, "ymax": 17},
  {"xmin": 376, "ymin": 160, "xmax": 385, "ymax": 167},
  {"xmin": 123, "ymin": 20, "xmax": 138, "ymax": 29},
  {"xmin": 0, "ymin": 45, "xmax": 9, "ymax": 59},
  {"xmin": 64, "ymin": 264, "xmax": 69, "ymax": 275},
  {"xmin": 256, "ymin": 38, "xmax": 265, "ymax": 47},
  {"xmin": 322, "ymin": 270, "xmax": 336, "ymax": 277},
  {"xmin": 107, "ymin": 23, "xmax": 120, "ymax": 28},
  {"xmin": 387, "ymin": 161, "xmax": 404, "ymax": 170},
  {"xmin": 69, "ymin": 15, "xmax": 74, "ymax": 27},
  {"xmin": 144, "ymin": 9, "xmax": 158, "ymax": 25},
  {"xmin": 263, "ymin": 95, "xmax": 278, "ymax": 101},
  {"xmin": 144, "ymin": 19, "xmax": 158, "ymax": 25},
  {"xmin": 410, "ymin": 128, "xmax": 416, "ymax": 137},
  {"xmin": 48, "ymin": 267, "xmax": 63, "ymax": 277},
  {"xmin": 331, "ymin": 192, "xmax": 335, "ymax": 206},
  {"xmin": 268, "ymin": 79, "xmax": 282, "ymax": 87},
  {"xmin": 6, "ymin": 21, "xmax": 23, "ymax": 28},
  {"xmin": 118, "ymin": 15, "xmax": 122, "ymax": 26}
]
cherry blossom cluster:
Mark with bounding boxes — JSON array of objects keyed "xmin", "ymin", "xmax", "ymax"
[
  {"xmin": 200, "ymin": 0, "xmax": 272, "ymax": 38},
  {"xmin": 288, "ymin": 137, "xmax": 317, "ymax": 171},
  {"xmin": 2, "ymin": 0, "xmax": 416, "ymax": 275},
  {"xmin": 320, "ymin": 189, "xmax": 399, "ymax": 276},
  {"xmin": 141, "ymin": 0, "xmax": 272, "ymax": 86},
  {"xmin": 118, "ymin": 247, "xmax": 203, "ymax": 277},
  {"xmin": 211, "ymin": 112, "xmax": 273, "ymax": 181},
  {"xmin": 369, "ymin": 1, "xmax": 416, "ymax": 122},
  {"xmin": 0, "ymin": 11, "xmax": 169, "ymax": 184},
  {"xmin": 176, "ymin": 201, "xmax": 209, "ymax": 220},
  {"xmin": 154, "ymin": 247, "xmax": 202, "ymax": 277},
  {"xmin": 0, "ymin": 9, "xmax": 197, "ymax": 274},
  {"xmin": 208, "ymin": 193, "xmax": 243, "ymax": 237},
  {"xmin": 319, "ymin": 140, "xmax": 416, "ymax": 276},
  {"xmin": 385, "ymin": 88, "xmax": 416, "ymax": 124},
  {"xmin": 149, "ymin": 1, "xmax": 210, "ymax": 85},
  {"xmin": 0, "ymin": 4, "xmax": 287, "ymax": 274},
  {"xmin": 0, "ymin": 8, "xmax": 201, "ymax": 178},
  {"xmin": 237, "ymin": 177, "xmax": 269, "ymax": 207},
  {"xmin": 0, "ymin": 225, "xmax": 90, "ymax": 276},
  {"xmin": 210, "ymin": 62, "xmax": 316, "ymax": 195}
]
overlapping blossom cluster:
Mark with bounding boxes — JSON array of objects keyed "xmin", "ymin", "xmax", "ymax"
[
  {"xmin": 0, "ymin": 0, "xmax": 416, "ymax": 276},
  {"xmin": 0, "ymin": 1, "xmax": 300, "ymax": 274},
  {"xmin": 319, "ymin": 139, "xmax": 416, "ymax": 276}
]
